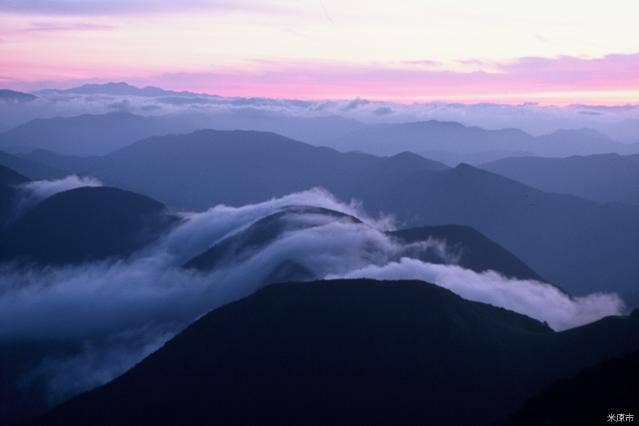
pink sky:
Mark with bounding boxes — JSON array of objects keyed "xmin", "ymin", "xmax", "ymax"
[{"xmin": 1, "ymin": 1, "xmax": 638, "ymax": 105}]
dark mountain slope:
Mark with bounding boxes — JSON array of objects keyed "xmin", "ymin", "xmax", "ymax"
[
  {"xmin": 0, "ymin": 163, "xmax": 28, "ymax": 186},
  {"xmin": 389, "ymin": 225, "xmax": 544, "ymax": 281},
  {"xmin": 0, "ymin": 187, "xmax": 178, "ymax": 264},
  {"xmin": 481, "ymin": 153, "xmax": 639, "ymax": 205},
  {"xmin": 0, "ymin": 164, "xmax": 28, "ymax": 226},
  {"xmin": 505, "ymin": 348, "xmax": 639, "ymax": 426},
  {"xmin": 30, "ymin": 280, "xmax": 639, "ymax": 426}
]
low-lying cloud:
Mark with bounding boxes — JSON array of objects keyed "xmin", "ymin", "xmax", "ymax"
[
  {"xmin": 0, "ymin": 188, "xmax": 625, "ymax": 409},
  {"xmin": 2, "ymin": 81, "xmax": 639, "ymax": 140}
]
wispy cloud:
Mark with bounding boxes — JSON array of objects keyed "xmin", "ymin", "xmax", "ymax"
[
  {"xmin": 26, "ymin": 21, "xmax": 114, "ymax": 32},
  {"xmin": 0, "ymin": 0, "xmax": 273, "ymax": 16},
  {"xmin": 143, "ymin": 53, "xmax": 639, "ymax": 104}
]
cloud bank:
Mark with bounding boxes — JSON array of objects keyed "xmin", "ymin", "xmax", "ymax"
[
  {"xmin": 2, "ymin": 80, "xmax": 639, "ymax": 139},
  {"xmin": 0, "ymin": 188, "xmax": 624, "ymax": 406}
]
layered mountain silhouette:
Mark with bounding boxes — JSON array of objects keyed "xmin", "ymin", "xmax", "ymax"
[
  {"xmin": 0, "ymin": 110, "xmax": 364, "ymax": 156},
  {"xmin": 28, "ymin": 280, "xmax": 639, "ymax": 426},
  {"xmin": 19, "ymin": 130, "xmax": 638, "ymax": 304},
  {"xmin": 0, "ymin": 186, "xmax": 178, "ymax": 264},
  {"xmin": 481, "ymin": 153, "xmax": 639, "ymax": 205},
  {"xmin": 328, "ymin": 120, "xmax": 638, "ymax": 160},
  {"xmin": 0, "ymin": 185, "xmax": 557, "ymax": 425},
  {"xmin": 0, "ymin": 89, "xmax": 36, "ymax": 103},
  {"xmin": 61, "ymin": 82, "xmax": 189, "ymax": 98},
  {"xmin": 5, "ymin": 109, "xmax": 635, "ymax": 161},
  {"xmin": 0, "ymin": 112, "xmax": 199, "ymax": 156}
]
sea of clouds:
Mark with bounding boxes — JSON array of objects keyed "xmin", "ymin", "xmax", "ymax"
[{"xmin": 0, "ymin": 181, "xmax": 625, "ymax": 405}]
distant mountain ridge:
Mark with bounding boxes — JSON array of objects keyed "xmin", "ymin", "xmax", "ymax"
[
  {"xmin": 1, "ymin": 109, "xmax": 636, "ymax": 160},
  {"xmin": 0, "ymin": 112, "xmax": 197, "ymax": 155},
  {"xmin": 0, "ymin": 89, "xmax": 36, "ymax": 103},
  {"xmin": 60, "ymin": 82, "xmax": 199, "ymax": 98},
  {"xmin": 481, "ymin": 153, "xmax": 639, "ymax": 205},
  {"xmin": 328, "ymin": 120, "xmax": 638, "ymax": 160}
]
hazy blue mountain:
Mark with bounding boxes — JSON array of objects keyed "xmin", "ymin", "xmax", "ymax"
[
  {"xmin": 29, "ymin": 280, "xmax": 639, "ymax": 426},
  {"xmin": 0, "ymin": 112, "xmax": 197, "ymax": 156},
  {"xmin": 0, "ymin": 110, "xmax": 365, "ymax": 156},
  {"xmin": 598, "ymin": 118, "xmax": 639, "ymax": 144},
  {"xmin": 328, "ymin": 120, "xmax": 637, "ymax": 159},
  {"xmin": 481, "ymin": 153, "xmax": 639, "ymax": 205},
  {"xmin": 21, "ymin": 130, "xmax": 639, "ymax": 304},
  {"xmin": 185, "ymin": 110, "xmax": 366, "ymax": 146},
  {"xmin": 61, "ymin": 82, "xmax": 190, "ymax": 98},
  {"xmin": 0, "ymin": 150, "xmax": 66, "ymax": 180},
  {"xmin": 418, "ymin": 149, "xmax": 534, "ymax": 166},
  {"xmin": 533, "ymin": 128, "xmax": 632, "ymax": 157},
  {"xmin": 506, "ymin": 346, "xmax": 639, "ymax": 425},
  {"xmin": 0, "ymin": 89, "xmax": 36, "ymax": 103},
  {"xmin": 329, "ymin": 120, "xmax": 533, "ymax": 155},
  {"xmin": 30, "ymin": 130, "xmax": 444, "ymax": 209},
  {"xmin": 357, "ymin": 162, "xmax": 639, "ymax": 304},
  {"xmin": 0, "ymin": 186, "xmax": 178, "ymax": 264}
]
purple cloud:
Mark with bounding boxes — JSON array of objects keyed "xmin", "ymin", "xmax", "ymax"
[{"xmin": 0, "ymin": 0, "xmax": 271, "ymax": 16}]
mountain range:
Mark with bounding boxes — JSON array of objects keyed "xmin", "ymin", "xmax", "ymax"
[
  {"xmin": 0, "ymin": 89, "xmax": 637, "ymax": 426},
  {"xmin": 13, "ymin": 130, "xmax": 638, "ymax": 305},
  {"xmin": 328, "ymin": 120, "xmax": 639, "ymax": 161},
  {"xmin": 2, "ymin": 161, "xmax": 567, "ymax": 425},
  {"xmin": 2, "ymin": 110, "xmax": 638, "ymax": 162}
]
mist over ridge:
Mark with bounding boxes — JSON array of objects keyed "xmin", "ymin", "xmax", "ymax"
[{"xmin": 0, "ymin": 182, "xmax": 626, "ymax": 414}]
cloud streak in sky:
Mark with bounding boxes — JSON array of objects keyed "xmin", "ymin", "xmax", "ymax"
[
  {"xmin": 0, "ymin": 0, "xmax": 269, "ymax": 16},
  {"xmin": 146, "ymin": 53, "xmax": 639, "ymax": 104}
]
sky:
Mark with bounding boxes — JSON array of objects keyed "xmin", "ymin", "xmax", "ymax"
[{"xmin": 1, "ymin": 0, "xmax": 638, "ymax": 104}]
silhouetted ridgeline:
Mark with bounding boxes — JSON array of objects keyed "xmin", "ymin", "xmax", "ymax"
[{"xmin": 28, "ymin": 280, "xmax": 639, "ymax": 426}]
